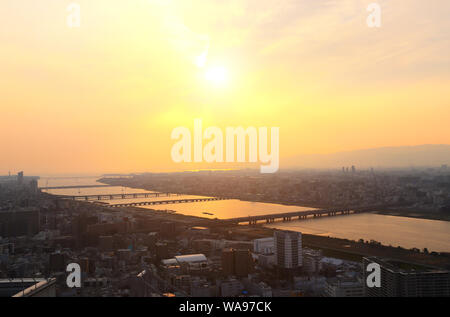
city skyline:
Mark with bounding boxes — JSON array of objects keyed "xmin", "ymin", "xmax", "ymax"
[{"xmin": 1, "ymin": 144, "xmax": 449, "ymax": 176}]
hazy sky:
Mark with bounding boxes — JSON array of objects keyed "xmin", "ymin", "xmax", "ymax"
[{"xmin": 1, "ymin": 0, "xmax": 449, "ymax": 174}]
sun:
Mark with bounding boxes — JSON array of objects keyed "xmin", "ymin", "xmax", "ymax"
[{"xmin": 204, "ymin": 66, "xmax": 229, "ymax": 85}]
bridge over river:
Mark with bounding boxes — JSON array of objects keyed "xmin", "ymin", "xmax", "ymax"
[
  {"xmin": 40, "ymin": 184, "xmax": 114, "ymax": 190},
  {"xmin": 56, "ymin": 192, "xmax": 180, "ymax": 201},
  {"xmin": 44, "ymin": 185, "xmax": 380, "ymax": 225},
  {"xmin": 108, "ymin": 197, "xmax": 229, "ymax": 207},
  {"xmin": 222, "ymin": 206, "xmax": 378, "ymax": 225}
]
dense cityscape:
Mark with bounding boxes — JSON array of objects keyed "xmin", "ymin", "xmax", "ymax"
[
  {"xmin": 1, "ymin": 169, "xmax": 449, "ymax": 297},
  {"xmin": 103, "ymin": 167, "xmax": 450, "ymax": 220}
]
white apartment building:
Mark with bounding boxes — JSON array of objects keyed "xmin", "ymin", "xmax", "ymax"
[
  {"xmin": 274, "ymin": 230, "xmax": 302, "ymax": 269},
  {"xmin": 253, "ymin": 237, "xmax": 275, "ymax": 254}
]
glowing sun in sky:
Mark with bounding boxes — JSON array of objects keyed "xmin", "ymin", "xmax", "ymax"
[{"xmin": 204, "ymin": 66, "xmax": 229, "ymax": 85}]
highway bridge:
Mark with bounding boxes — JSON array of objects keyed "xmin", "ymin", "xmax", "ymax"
[
  {"xmin": 109, "ymin": 197, "xmax": 229, "ymax": 208},
  {"xmin": 223, "ymin": 207, "xmax": 373, "ymax": 225},
  {"xmin": 57, "ymin": 192, "xmax": 179, "ymax": 201},
  {"xmin": 40, "ymin": 184, "xmax": 115, "ymax": 190}
]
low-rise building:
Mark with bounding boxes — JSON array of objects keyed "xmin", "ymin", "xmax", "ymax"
[{"xmin": 324, "ymin": 276, "xmax": 364, "ymax": 297}]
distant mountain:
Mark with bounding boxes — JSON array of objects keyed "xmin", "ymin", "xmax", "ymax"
[{"xmin": 284, "ymin": 144, "xmax": 450, "ymax": 169}]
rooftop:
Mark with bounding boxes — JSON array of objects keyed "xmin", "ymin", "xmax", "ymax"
[
  {"xmin": 364, "ymin": 256, "xmax": 449, "ymax": 274},
  {"xmin": 174, "ymin": 254, "xmax": 207, "ymax": 263}
]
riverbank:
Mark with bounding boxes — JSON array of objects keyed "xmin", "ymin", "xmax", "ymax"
[
  {"xmin": 229, "ymin": 225, "xmax": 450, "ymax": 269},
  {"xmin": 374, "ymin": 207, "xmax": 450, "ymax": 222}
]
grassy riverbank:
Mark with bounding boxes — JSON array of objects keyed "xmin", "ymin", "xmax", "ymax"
[
  {"xmin": 374, "ymin": 208, "xmax": 450, "ymax": 222},
  {"xmin": 230, "ymin": 226, "xmax": 450, "ymax": 269}
]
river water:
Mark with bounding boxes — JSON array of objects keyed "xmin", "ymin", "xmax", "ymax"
[
  {"xmin": 265, "ymin": 213, "xmax": 450, "ymax": 253},
  {"xmin": 39, "ymin": 176, "xmax": 450, "ymax": 252}
]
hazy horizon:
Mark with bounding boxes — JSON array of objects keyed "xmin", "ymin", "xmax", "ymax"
[{"xmin": 4, "ymin": 144, "xmax": 447, "ymax": 177}]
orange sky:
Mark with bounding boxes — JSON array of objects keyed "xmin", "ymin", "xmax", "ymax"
[{"xmin": 1, "ymin": 0, "xmax": 449, "ymax": 175}]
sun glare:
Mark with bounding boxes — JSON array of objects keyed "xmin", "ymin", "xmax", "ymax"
[{"xmin": 204, "ymin": 66, "xmax": 229, "ymax": 85}]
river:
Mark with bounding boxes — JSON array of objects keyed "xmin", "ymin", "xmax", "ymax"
[{"xmin": 39, "ymin": 176, "xmax": 450, "ymax": 252}]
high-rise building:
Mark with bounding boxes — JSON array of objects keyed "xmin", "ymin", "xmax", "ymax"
[
  {"xmin": 155, "ymin": 242, "xmax": 169, "ymax": 260},
  {"xmin": 274, "ymin": 230, "xmax": 302, "ymax": 270},
  {"xmin": 29, "ymin": 179, "xmax": 38, "ymax": 196},
  {"xmin": 160, "ymin": 222, "xmax": 177, "ymax": 239},
  {"xmin": 49, "ymin": 252, "xmax": 66, "ymax": 273},
  {"xmin": 17, "ymin": 171, "xmax": 24, "ymax": 185},
  {"xmin": 221, "ymin": 248, "xmax": 235, "ymax": 276},
  {"xmin": 221, "ymin": 248, "xmax": 254, "ymax": 277},
  {"xmin": 363, "ymin": 257, "xmax": 450, "ymax": 297},
  {"xmin": 303, "ymin": 249, "xmax": 322, "ymax": 274},
  {"xmin": 234, "ymin": 249, "xmax": 254, "ymax": 277},
  {"xmin": 79, "ymin": 257, "xmax": 95, "ymax": 275},
  {"xmin": 0, "ymin": 208, "xmax": 40, "ymax": 237},
  {"xmin": 145, "ymin": 232, "xmax": 158, "ymax": 251}
]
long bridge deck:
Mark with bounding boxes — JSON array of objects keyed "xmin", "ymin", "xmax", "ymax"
[
  {"xmin": 109, "ymin": 197, "xmax": 228, "ymax": 208},
  {"xmin": 40, "ymin": 184, "xmax": 114, "ymax": 190},
  {"xmin": 223, "ymin": 207, "xmax": 376, "ymax": 225},
  {"xmin": 56, "ymin": 192, "xmax": 179, "ymax": 201}
]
